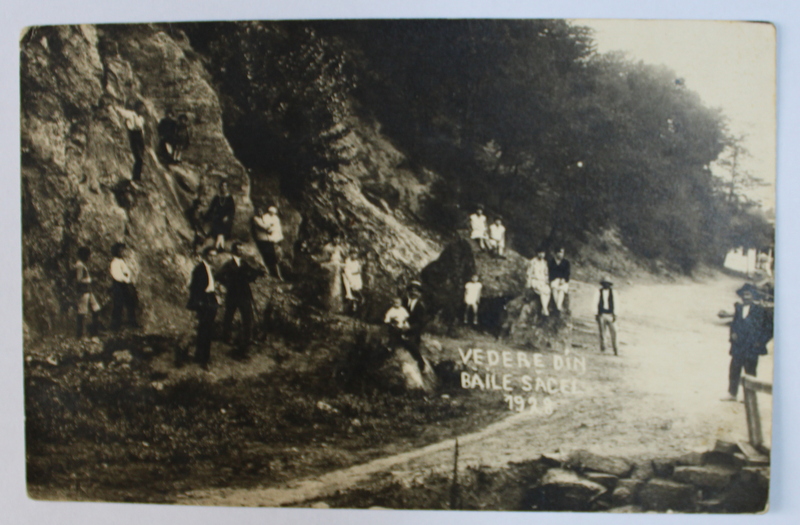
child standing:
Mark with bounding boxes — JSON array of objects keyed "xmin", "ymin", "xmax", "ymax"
[{"xmin": 463, "ymin": 274, "xmax": 483, "ymax": 325}]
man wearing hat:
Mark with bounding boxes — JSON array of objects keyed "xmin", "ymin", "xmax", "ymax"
[
  {"xmin": 723, "ymin": 283, "xmax": 773, "ymax": 401},
  {"xmin": 593, "ymin": 277, "xmax": 618, "ymax": 355},
  {"xmin": 403, "ymin": 280, "xmax": 428, "ymax": 371},
  {"xmin": 187, "ymin": 246, "xmax": 220, "ymax": 369}
]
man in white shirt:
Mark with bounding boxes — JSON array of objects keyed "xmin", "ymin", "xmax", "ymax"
[
  {"xmin": 114, "ymin": 103, "xmax": 146, "ymax": 182},
  {"xmin": 488, "ymin": 218, "xmax": 506, "ymax": 257},
  {"xmin": 469, "ymin": 207, "xmax": 489, "ymax": 250},
  {"xmin": 252, "ymin": 205, "xmax": 286, "ymax": 281},
  {"xmin": 187, "ymin": 247, "xmax": 219, "ymax": 368},
  {"xmin": 526, "ymin": 250, "xmax": 551, "ymax": 317},
  {"xmin": 342, "ymin": 250, "xmax": 364, "ymax": 316},
  {"xmin": 109, "ymin": 242, "xmax": 139, "ymax": 331},
  {"xmin": 592, "ymin": 277, "xmax": 619, "ymax": 355},
  {"xmin": 463, "ymin": 274, "xmax": 483, "ymax": 325}
]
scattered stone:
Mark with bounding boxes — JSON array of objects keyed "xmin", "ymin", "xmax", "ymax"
[
  {"xmin": 585, "ymin": 472, "xmax": 618, "ymax": 490},
  {"xmin": 630, "ymin": 460, "xmax": 655, "ymax": 481},
  {"xmin": 638, "ymin": 479, "xmax": 698, "ymax": 512},
  {"xmin": 701, "ymin": 450, "xmax": 745, "ymax": 469},
  {"xmin": 566, "ymin": 450, "xmax": 633, "ymax": 477},
  {"xmin": 737, "ymin": 442, "xmax": 770, "ymax": 466},
  {"xmin": 310, "ymin": 501, "xmax": 330, "ymax": 509},
  {"xmin": 713, "ymin": 440, "xmax": 741, "ymax": 455},
  {"xmin": 608, "ymin": 504, "xmax": 642, "ymax": 513},
  {"xmin": 113, "ymin": 349, "xmax": 134, "ymax": 363},
  {"xmin": 540, "ymin": 452, "xmax": 568, "ymax": 468},
  {"xmin": 316, "ymin": 401, "xmax": 339, "ymax": 414},
  {"xmin": 652, "ymin": 458, "xmax": 675, "ymax": 478},
  {"xmin": 527, "ymin": 468, "xmax": 607, "ymax": 511},
  {"xmin": 674, "ymin": 451, "xmax": 704, "ymax": 466},
  {"xmin": 611, "ymin": 479, "xmax": 642, "ymax": 506},
  {"xmin": 45, "ymin": 355, "xmax": 58, "ymax": 366},
  {"xmin": 673, "ymin": 465, "xmax": 738, "ymax": 489}
]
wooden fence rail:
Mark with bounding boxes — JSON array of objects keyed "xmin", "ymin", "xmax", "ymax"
[{"xmin": 741, "ymin": 374, "xmax": 772, "ymax": 454}]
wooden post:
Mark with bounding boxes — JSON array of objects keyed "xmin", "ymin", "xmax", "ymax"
[{"xmin": 741, "ymin": 374, "xmax": 772, "ymax": 453}]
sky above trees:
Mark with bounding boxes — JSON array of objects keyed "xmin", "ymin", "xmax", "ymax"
[{"xmin": 576, "ymin": 19, "xmax": 775, "ymax": 209}]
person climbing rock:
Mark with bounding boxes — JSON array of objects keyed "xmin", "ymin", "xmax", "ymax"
[
  {"xmin": 204, "ymin": 180, "xmax": 235, "ymax": 251},
  {"xmin": 114, "ymin": 101, "xmax": 147, "ymax": 182}
]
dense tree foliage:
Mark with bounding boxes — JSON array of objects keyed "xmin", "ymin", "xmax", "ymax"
[{"xmin": 183, "ymin": 20, "xmax": 773, "ymax": 271}]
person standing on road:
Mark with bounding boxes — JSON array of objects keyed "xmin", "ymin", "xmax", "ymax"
[
  {"xmin": 593, "ymin": 277, "xmax": 618, "ymax": 355},
  {"xmin": 526, "ymin": 249, "xmax": 551, "ymax": 317},
  {"xmin": 722, "ymin": 284, "xmax": 773, "ymax": 401},
  {"xmin": 549, "ymin": 247, "xmax": 571, "ymax": 314},
  {"xmin": 187, "ymin": 247, "xmax": 219, "ymax": 369}
]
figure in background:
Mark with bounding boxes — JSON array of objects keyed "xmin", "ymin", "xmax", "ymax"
[
  {"xmin": 384, "ymin": 296, "xmax": 411, "ymax": 348},
  {"xmin": 463, "ymin": 274, "xmax": 482, "ymax": 326},
  {"xmin": 109, "ymin": 242, "xmax": 139, "ymax": 331},
  {"xmin": 204, "ymin": 180, "xmax": 235, "ymax": 251},
  {"xmin": 114, "ymin": 101, "xmax": 146, "ymax": 182},
  {"xmin": 488, "ymin": 218, "xmax": 506, "ymax": 257},
  {"xmin": 157, "ymin": 110, "xmax": 178, "ymax": 164},
  {"xmin": 74, "ymin": 246, "xmax": 101, "ymax": 338},
  {"xmin": 723, "ymin": 284, "xmax": 773, "ymax": 401},
  {"xmin": 593, "ymin": 277, "xmax": 618, "ymax": 355},
  {"xmin": 252, "ymin": 205, "xmax": 285, "ymax": 281},
  {"xmin": 526, "ymin": 249, "xmax": 551, "ymax": 317},
  {"xmin": 342, "ymin": 249, "xmax": 364, "ymax": 316},
  {"xmin": 216, "ymin": 242, "xmax": 264, "ymax": 356},
  {"xmin": 187, "ymin": 247, "xmax": 219, "ymax": 369},
  {"xmin": 548, "ymin": 247, "xmax": 571, "ymax": 313},
  {"xmin": 321, "ymin": 235, "xmax": 346, "ymax": 313},
  {"xmin": 403, "ymin": 281, "xmax": 428, "ymax": 372},
  {"xmin": 173, "ymin": 114, "xmax": 191, "ymax": 163},
  {"xmin": 469, "ymin": 207, "xmax": 489, "ymax": 250}
]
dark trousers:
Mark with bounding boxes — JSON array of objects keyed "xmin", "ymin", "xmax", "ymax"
[
  {"xmin": 76, "ymin": 312, "xmax": 99, "ymax": 338},
  {"xmin": 256, "ymin": 240, "xmax": 284, "ymax": 279},
  {"xmin": 222, "ymin": 298, "xmax": 253, "ymax": 346},
  {"xmin": 128, "ymin": 130, "xmax": 145, "ymax": 181},
  {"xmin": 729, "ymin": 354, "xmax": 759, "ymax": 397},
  {"xmin": 195, "ymin": 305, "xmax": 218, "ymax": 365},
  {"xmin": 110, "ymin": 281, "xmax": 138, "ymax": 330}
]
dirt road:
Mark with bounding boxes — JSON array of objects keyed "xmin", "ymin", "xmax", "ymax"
[{"xmin": 182, "ymin": 273, "xmax": 772, "ymax": 507}]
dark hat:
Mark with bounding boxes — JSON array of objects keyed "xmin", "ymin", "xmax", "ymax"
[
  {"xmin": 111, "ymin": 242, "xmax": 126, "ymax": 257},
  {"xmin": 600, "ymin": 276, "xmax": 613, "ymax": 285},
  {"xmin": 736, "ymin": 283, "xmax": 761, "ymax": 299},
  {"xmin": 408, "ymin": 280, "xmax": 423, "ymax": 291}
]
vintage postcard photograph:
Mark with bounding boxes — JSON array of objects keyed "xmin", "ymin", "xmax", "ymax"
[{"xmin": 21, "ymin": 18, "xmax": 775, "ymax": 512}]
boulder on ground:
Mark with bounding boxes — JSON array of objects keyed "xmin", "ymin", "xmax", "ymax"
[
  {"xmin": 566, "ymin": 450, "xmax": 633, "ymax": 477},
  {"xmin": 638, "ymin": 478, "xmax": 698, "ymax": 512},
  {"xmin": 527, "ymin": 468, "xmax": 607, "ymax": 511},
  {"xmin": 673, "ymin": 465, "xmax": 738, "ymax": 490}
]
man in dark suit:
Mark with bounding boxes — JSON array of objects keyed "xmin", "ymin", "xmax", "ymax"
[
  {"xmin": 216, "ymin": 242, "xmax": 264, "ymax": 355},
  {"xmin": 187, "ymin": 247, "xmax": 219, "ymax": 369},
  {"xmin": 402, "ymin": 280, "xmax": 428, "ymax": 372},
  {"xmin": 723, "ymin": 283, "xmax": 773, "ymax": 401}
]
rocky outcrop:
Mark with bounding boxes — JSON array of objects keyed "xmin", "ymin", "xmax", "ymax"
[
  {"xmin": 21, "ymin": 23, "xmax": 443, "ymax": 339},
  {"xmin": 21, "ymin": 24, "xmax": 247, "ymax": 336}
]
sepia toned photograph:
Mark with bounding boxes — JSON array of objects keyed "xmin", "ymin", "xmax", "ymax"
[{"xmin": 20, "ymin": 18, "xmax": 775, "ymax": 513}]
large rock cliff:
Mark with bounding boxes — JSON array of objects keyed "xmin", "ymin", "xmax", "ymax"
[{"xmin": 21, "ymin": 23, "xmax": 442, "ymax": 339}]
